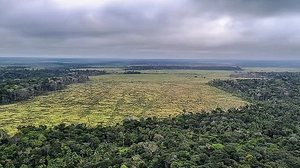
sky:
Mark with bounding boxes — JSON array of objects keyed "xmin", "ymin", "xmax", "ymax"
[{"xmin": 0, "ymin": 0, "xmax": 300, "ymax": 60}]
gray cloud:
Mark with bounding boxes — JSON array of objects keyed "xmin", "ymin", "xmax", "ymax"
[
  {"xmin": 190, "ymin": 0, "xmax": 300, "ymax": 17},
  {"xmin": 0, "ymin": 0, "xmax": 299, "ymax": 59}
]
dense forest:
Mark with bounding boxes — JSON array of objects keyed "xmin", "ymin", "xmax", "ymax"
[
  {"xmin": 0, "ymin": 68, "xmax": 106, "ymax": 104},
  {"xmin": 210, "ymin": 72, "xmax": 300, "ymax": 104},
  {"xmin": 123, "ymin": 71, "xmax": 142, "ymax": 74},
  {"xmin": 0, "ymin": 72, "xmax": 300, "ymax": 167}
]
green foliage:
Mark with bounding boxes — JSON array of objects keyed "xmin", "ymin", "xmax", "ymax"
[
  {"xmin": 0, "ymin": 99, "xmax": 300, "ymax": 167},
  {"xmin": 210, "ymin": 72, "xmax": 300, "ymax": 104},
  {"xmin": 0, "ymin": 71, "xmax": 300, "ymax": 167},
  {"xmin": 211, "ymin": 143, "xmax": 225, "ymax": 150},
  {"xmin": 0, "ymin": 68, "xmax": 106, "ymax": 104}
]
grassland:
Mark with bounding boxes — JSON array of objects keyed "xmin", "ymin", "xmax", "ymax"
[{"xmin": 0, "ymin": 70, "xmax": 246, "ymax": 134}]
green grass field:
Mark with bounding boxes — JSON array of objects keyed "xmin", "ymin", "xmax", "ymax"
[{"xmin": 0, "ymin": 70, "xmax": 247, "ymax": 134}]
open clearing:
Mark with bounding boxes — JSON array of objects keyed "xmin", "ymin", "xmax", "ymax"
[{"xmin": 0, "ymin": 70, "xmax": 246, "ymax": 134}]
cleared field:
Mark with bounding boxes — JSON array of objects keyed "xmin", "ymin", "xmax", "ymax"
[{"xmin": 0, "ymin": 71, "xmax": 246, "ymax": 134}]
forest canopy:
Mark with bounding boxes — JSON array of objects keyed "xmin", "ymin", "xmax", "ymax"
[{"xmin": 0, "ymin": 71, "xmax": 300, "ymax": 167}]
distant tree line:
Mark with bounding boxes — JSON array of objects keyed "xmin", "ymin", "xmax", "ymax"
[
  {"xmin": 0, "ymin": 72, "xmax": 300, "ymax": 167},
  {"xmin": 125, "ymin": 65, "xmax": 242, "ymax": 71},
  {"xmin": 0, "ymin": 68, "xmax": 106, "ymax": 104},
  {"xmin": 123, "ymin": 71, "xmax": 142, "ymax": 74}
]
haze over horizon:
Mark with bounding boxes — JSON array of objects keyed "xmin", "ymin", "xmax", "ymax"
[{"xmin": 0, "ymin": 0, "xmax": 300, "ymax": 60}]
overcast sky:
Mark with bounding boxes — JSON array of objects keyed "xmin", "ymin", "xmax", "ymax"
[{"xmin": 0, "ymin": 0, "xmax": 300, "ymax": 60}]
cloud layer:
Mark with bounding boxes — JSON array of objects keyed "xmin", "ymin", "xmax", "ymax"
[{"xmin": 0, "ymin": 0, "xmax": 299, "ymax": 59}]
